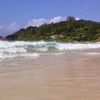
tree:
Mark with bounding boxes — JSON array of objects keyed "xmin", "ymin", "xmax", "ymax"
[{"xmin": 67, "ymin": 16, "xmax": 76, "ymax": 22}]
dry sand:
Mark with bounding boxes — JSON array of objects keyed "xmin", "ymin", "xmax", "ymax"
[{"xmin": 0, "ymin": 53, "xmax": 100, "ymax": 100}]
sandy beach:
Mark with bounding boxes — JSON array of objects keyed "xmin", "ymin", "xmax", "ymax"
[
  {"xmin": 0, "ymin": 53, "xmax": 100, "ymax": 100},
  {"xmin": 0, "ymin": 0, "xmax": 100, "ymax": 99}
]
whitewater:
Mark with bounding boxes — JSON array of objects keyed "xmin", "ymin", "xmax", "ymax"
[{"xmin": 0, "ymin": 40, "xmax": 100, "ymax": 59}]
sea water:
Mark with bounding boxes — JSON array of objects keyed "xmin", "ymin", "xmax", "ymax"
[{"xmin": 0, "ymin": 40, "xmax": 100, "ymax": 59}]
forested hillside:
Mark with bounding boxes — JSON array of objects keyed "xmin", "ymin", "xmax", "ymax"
[{"xmin": 6, "ymin": 16, "xmax": 100, "ymax": 42}]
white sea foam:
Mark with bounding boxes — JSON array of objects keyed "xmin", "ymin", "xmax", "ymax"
[
  {"xmin": 0, "ymin": 41, "xmax": 100, "ymax": 59},
  {"xmin": 56, "ymin": 42, "xmax": 100, "ymax": 50}
]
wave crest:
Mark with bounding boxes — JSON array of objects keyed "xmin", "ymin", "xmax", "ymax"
[{"xmin": 0, "ymin": 41, "xmax": 100, "ymax": 59}]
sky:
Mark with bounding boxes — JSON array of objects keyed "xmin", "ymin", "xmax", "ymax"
[{"xmin": 0, "ymin": 0, "xmax": 100, "ymax": 36}]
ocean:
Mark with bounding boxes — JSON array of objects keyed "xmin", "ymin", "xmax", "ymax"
[{"xmin": 0, "ymin": 40, "xmax": 100, "ymax": 60}]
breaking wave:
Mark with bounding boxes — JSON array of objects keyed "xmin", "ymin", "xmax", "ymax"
[{"xmin": 0, "ymin": 40, "xmax": 100, "ymax": 59}]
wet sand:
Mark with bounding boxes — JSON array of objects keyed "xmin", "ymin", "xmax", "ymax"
[{"xmin": 0, "ymin": 53, "xmax": 100, "ymax": 100}]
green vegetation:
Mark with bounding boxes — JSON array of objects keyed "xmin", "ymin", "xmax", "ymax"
[{"xmin": 5, "ymin": 16, "xmax": 100, "ymax": 42}]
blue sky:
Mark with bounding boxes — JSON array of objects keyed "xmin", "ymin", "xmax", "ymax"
[{"xmin": 0, "ymin": 0, "xmax": 100, "ymax": 36}]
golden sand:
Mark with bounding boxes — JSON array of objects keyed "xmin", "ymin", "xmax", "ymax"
[{"xmin": 0, "ymin": 54, "xmax": 100, "ymax": 100}]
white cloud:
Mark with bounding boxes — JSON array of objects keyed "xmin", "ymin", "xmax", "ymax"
[
  {"xmin": 49, "ymin": 16, "xmax": 66, "ymax": 23},
  {"xmin": 6, "ymin": 22, "xmax": 19, "ymax": 32},
  {"xmin": 25, "ymin": 16, "xmax": 80, "ymax": 28},
  {"xmin": 26, "ymin": 18, "xmax": 48, "ymax": 27},
  {"xmin": 0, "ymin": 22, "xmax": 20, "ymax": 36},
  {"xmin": 25, "ymin": 16, "xmax": 66, "ymax": 28},
  {"xmin": 75, "ymin": 17, "xmax": 80, "ymax": 20}
]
